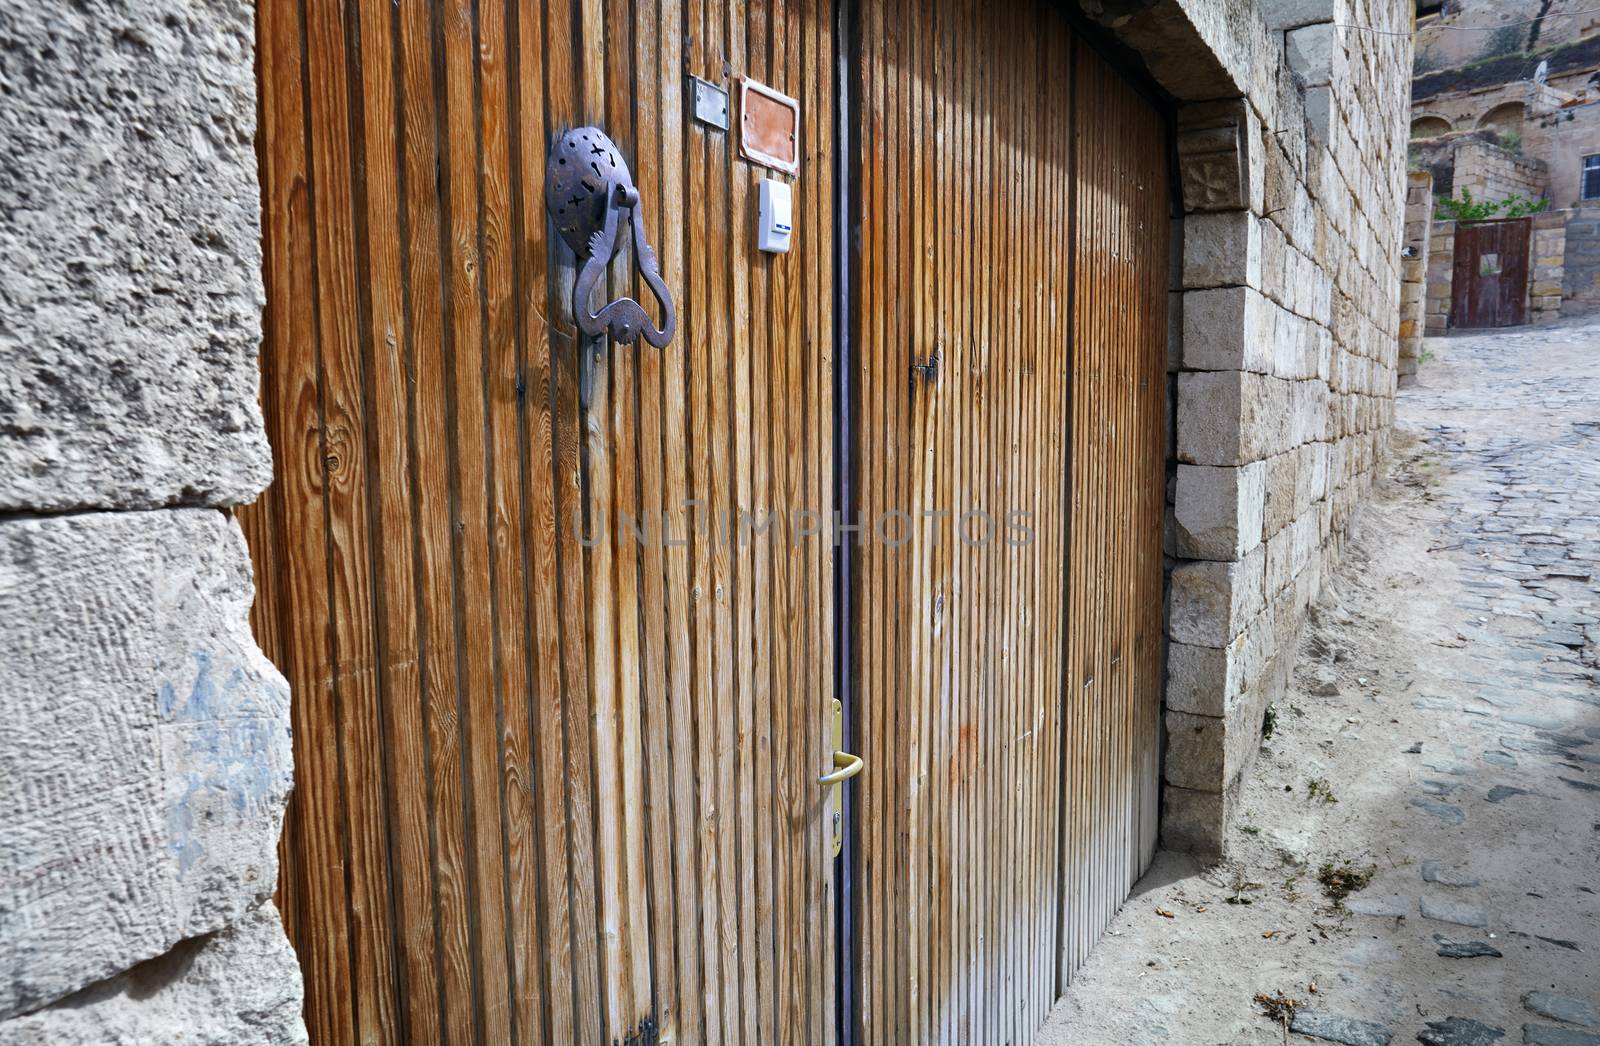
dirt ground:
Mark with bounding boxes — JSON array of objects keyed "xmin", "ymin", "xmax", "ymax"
[{"xmin": 1037, "ymin": 320, "xmax": 1600, "ymax": 1046}]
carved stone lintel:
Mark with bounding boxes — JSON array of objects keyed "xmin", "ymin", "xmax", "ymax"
[{"xmin": 1177, "ymin": 99, "xmax": 1253, "ymax": 214}]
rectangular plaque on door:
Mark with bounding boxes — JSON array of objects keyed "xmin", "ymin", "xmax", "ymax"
[{"xmin": 740, "ymin": 77, "xmax": 800, "ymax": 175}]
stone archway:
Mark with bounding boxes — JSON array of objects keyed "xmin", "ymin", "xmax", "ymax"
[
  {"xmin": 1478, "ymin": 101, "xmax": 1526, "ymax": 141},
  {"xmin": 1412, "ymin": 114, "xmax": 1454, "ymax": 139}
]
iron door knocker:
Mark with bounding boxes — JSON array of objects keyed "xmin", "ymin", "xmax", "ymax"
[{"xmin": 545, "ymin": 127, "xmax": 676, "ymax": 349}]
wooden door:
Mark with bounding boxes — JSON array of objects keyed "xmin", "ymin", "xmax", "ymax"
[
  {"xmin": 1452, "ymin": 218, "xmax": 1530, "ymax": 328},
  {"xmin": 848, "ymin": 5, "xmax": 1168, "ymax": 1043},
  {"xmin": 240, "ymin": 2, "xmax": 837, "ymax": 1043}
]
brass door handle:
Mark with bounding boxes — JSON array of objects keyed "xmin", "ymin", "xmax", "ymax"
[{"xmin": 817, "ymin": 750, "xmax": 864, "ymax": 785}]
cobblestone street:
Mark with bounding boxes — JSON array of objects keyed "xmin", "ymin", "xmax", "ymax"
[{"xmin": 1039, "ymin": 318, "xmax": 1600, "ymax": 1045}]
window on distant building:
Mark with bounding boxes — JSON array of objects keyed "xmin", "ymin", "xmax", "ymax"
[{"xmin": 1584, "ymin": 155, "xmax": 1600, "ymax": 201}]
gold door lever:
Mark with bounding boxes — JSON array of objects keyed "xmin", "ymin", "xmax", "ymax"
[
  {"xmin": 821, "ymin": 699, "xmax": 859, "ymax": 858},
  {"xmin": 817, "ymin": 749, "xmax": 864, "ymax": 785}
]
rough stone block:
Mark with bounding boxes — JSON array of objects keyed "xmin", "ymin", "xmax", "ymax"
[
  {"xmin": 1261, "ymin": 448, "xmax": 1299, "ymax": 538},
  {"xmin": 1164, "ymin": 710, "xmax": 1228, "ymax": 792},
  {"xmin": 1286, "ymin": 23, "xmax": 1334, "ymax": 88},
  {"xmin": 1264, "ymin": 520, "xmax": 1296, "ymax": 596},
  {"xmin": 1178, "ymin": 371, "xmax": 1294, "ymax": 466},
  {"xmin": 1176, "ymin": 100, "xmax": 1256, "ymax": 213},
  {"xmin": 1, "ymin": 510, "xmax": 291, "ymax": 1015},
  {"xmin": 1182, "ymin": 212, "xmax": 1261, "ymax": 289},
  {"xmin": 1184, "ymin": 286, "xmax": 1273, "ymax": 372},
  {"xmin": 1296, "ymin": 441, "xmax": 1330, "ymax": 511},
  {"xmin": 1167, "ymin": 290, "xmax": 1185, "ymax": 373},
  {"xmin": 1177, "ymin": 370, "xmax": 1244, "ymax": 465},
  {"xmin": 0, "ymin": 904, "xmax": 305, "ymax": 1044},
  {"xmin": 1172, "ymin": 461, "xmax": 1266, "ymax": 561},
  {"xmin": 1257, "ymin": 0, "xmax": 1333, "ymax": 31},
  {"xmin": 0, "ymin": 0, "xmax": 270, "ymax": 512},
  {"xmin": 1290, "ymin": 380, "xmax": 1329, "ymax": 445},
  {"xmin": 1227, "ymin": 648, "xmax": 1279, "ymax": 769},
  {"xmin": 1303, "ymin": 84, "xmax": 1333, "ymax": 142},
  {"xmin": 1166, "ymin": 636, "xmax": 1249, "ymax": 718},
  {"xmin": 1161, "ymin": 783, "xmax": 1231, "ymax": 858},
  {"xmin": 1260, "ymin": 216, "xmax": 1287, "ymax": 298},
  {"xmin": 1169, "ymin": 546, "xmax": 1265, "ymax": 647}
]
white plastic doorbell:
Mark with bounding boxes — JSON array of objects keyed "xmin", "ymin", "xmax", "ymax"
[{"xmin": 758, "ymin": 178, "xmax": 792, "ymax": 253}]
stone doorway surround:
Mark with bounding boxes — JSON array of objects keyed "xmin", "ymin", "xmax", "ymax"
[{"xmin": 1079, "ymin": 0, "xmax": 1409, "ymax": 854}]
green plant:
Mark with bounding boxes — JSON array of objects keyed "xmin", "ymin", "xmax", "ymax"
[
  {"xmin": 1262, "ymin": 702, "xmax": 1279, "ymax": 740},
  {"xmin": 1306, "ymin": 778, "xmax": 1338, "ymax": 804},
  {"xmin": 1499, "ymin": 130, "xmax": 1521, "ymax": 153},
  {"xmin": 1503, "ymin": 194, "xmax": 1551, "ymax": 218},
  {"xmin": 1434, "ymin": 187, "xmax": 1551, "ymax": 222}
]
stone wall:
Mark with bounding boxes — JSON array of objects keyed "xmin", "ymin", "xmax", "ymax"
[
  {"xmin": 1409, "ymin": 84, "xmax": 1526, "ymax": 141},
  {"xmin": 1089, "ymin": 0, "xmax": 1410, "ymax": 855},
  {"xmin": 1426, "ymin": 219, "xmax": 1457, "ymax": 333},
  {"xmin": 1532, "ymin": 212, "xmax": 1567, "ymax": 323},
  {"xmin": 1409, "ymin": 132, "xmax": 1549, "ymax": 206},
  {"xmin": 1451, "ymin": 138, "xmax": 1548, "ymax": 202},
  {"xmin": 1524, "ymin": 88, "xmax": 1600, "ymax": 208},
  {"xmin": 0, "ymin": 2, "xmax": 304, "ymax": 1042},
  {"xmin": 1560, "ymin": 205, "xmax": 1600, "ymax": 313},
  {"xmin": 1399, "ymin": 171, "xmax": 1435, "ymax": 385}
]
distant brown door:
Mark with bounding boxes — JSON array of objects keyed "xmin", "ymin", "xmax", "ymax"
[{"xmin": 1452, "ymin": 218, "xmax": 1530, "ymax": 328}]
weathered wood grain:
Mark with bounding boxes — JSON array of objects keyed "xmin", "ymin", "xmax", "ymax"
[
  {"xmin": 848, "ymin": 8, "xmax": 1167, "ymax": 1044},
  {"xmin": 247, "ymin": 2, "xmax": 835, "ymax": 1042}
]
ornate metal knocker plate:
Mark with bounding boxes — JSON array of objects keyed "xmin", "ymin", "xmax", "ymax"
[{"xmin": 545, "ymin": 127, "xmax": 676, "ymax": 348}]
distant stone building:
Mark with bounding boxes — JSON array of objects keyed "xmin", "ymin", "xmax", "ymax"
[{"xmin": 1409, "ymin": 0, "xmax": 1600, "ymax": 330}]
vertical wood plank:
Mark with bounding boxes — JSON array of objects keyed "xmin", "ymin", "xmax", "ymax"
[
  {"xmin": 626, "ymin": 0, "xmax": 681, "ymax": 1037},
  {"xmin": 351, "ymin": 0, "xmax": 445, "ymax": 1038},
  {"xmin": 721, "ymin": 6, "xmax": 761, "ymax": 1043},
  {"xmin": 438, "ymin": 3, "xmax": 518, "ymax": 1039},
  {"xmin": 652, "ymin": 0, "xmax": 705, "ymax": 1038},
  {"xmin": 508, "ymin": 2, "xmax": 583, "ymax": 1040},
  {"xmin": 258, "ymin": 3, "xmax": 351, "ymax": 1040},
  {"xmin": 252, "ymin": 0, "xmax": 846, "ymax": 1038},
  {"xmin": 542, "ymin": 1, "xmax": 607, "ymax": 1038},
  {"xmin": 393, "ymin": 2, "xmax": 479, "ymax": 1036},
  {"xmin": 684, "ymin": 2, "xmax": 728, "ymax": 1040},
  {"xmin": 473, "ymin": 0, "xmax": 550, "ymax": 1039},
  {"xmin": 744, "ymin": 1, "xmax": 777, "ymax": 1042}
]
